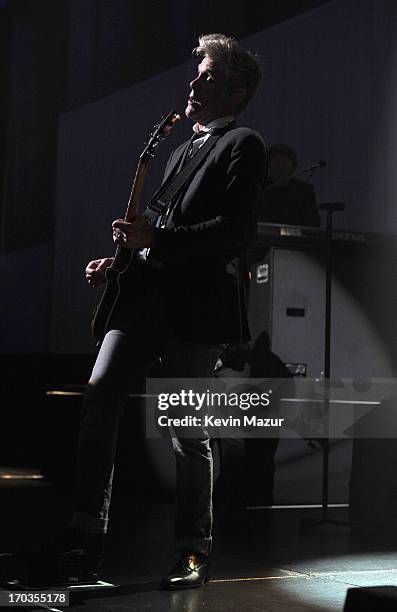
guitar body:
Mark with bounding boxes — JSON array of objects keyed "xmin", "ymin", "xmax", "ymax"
[
  {"xmin": 91, "ymin": 247, "xmax": 134, "ymax": 341},
  {"xmin": 89, "ymin": 110, "xmax": 180, "ymax": 343}
]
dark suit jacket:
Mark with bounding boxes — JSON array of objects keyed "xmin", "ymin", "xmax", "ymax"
[{"xmin": 148, "ymin": 125, "xmax": 267, "ymax": 344}]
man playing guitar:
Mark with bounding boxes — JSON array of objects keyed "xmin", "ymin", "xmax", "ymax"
[{"xmin": 37, "ymin": 33, "xmax": 267, "ymax": 590}]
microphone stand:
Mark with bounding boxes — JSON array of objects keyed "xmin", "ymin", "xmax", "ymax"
[
  {"xmin": 264, "ymin": 161, "xmax": 326, "ymax": 192},
  {"xmin": 301, "ymin": 201, "xmax": 347, "ymax": 530}
]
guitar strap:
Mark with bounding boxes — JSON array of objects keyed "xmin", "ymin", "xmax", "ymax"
[{"xmin": 143, "ymin": 130, "xmax": 224, "ymax": 225}]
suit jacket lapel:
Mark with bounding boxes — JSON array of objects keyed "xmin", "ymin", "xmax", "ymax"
[
  {"xmin": 163, "ymin": 139, "xmax": 191, "ymax": 182},
  {"xmin": 164, "ymin": 122, "xmax": 236, "ymax": 182},
  {"xmin": 143, "ymin": 139, "xmax": 190, "ymax": 215}
]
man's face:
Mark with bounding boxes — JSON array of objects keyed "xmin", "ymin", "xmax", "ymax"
[
  {"xmin": 269, "ymin": 153, "xmax": 295, "ymax": 183},
  {"xmin": 185, "ymin": 56, "xmax": 235, "ymax": 126}
]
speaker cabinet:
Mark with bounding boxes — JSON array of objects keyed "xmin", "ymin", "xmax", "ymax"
[
  {"xmin": 249, "ymin": 238, "xmax": 396, "ymax": 378},
  {"xmin": 250, "ymin": 247, "xmax": 324, "ymax": 376}
]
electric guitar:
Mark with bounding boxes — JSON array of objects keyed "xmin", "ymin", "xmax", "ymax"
[{"xmin": 91, "ymin": 110, "xmax": 180, "ymax": 341}]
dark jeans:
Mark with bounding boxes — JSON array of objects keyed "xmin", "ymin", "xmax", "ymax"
[{"xmin": 71, "ymin": 289, "xmax": 222, "ymax": 555}]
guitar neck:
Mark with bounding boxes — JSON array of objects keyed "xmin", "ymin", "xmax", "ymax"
[
  {"xmin": 124, "ymin": 157, "xmax": 148, "ymax": 222},
  {"xmin": 122, "ymin": 109, "xmax": 180, "ymax": 222}
]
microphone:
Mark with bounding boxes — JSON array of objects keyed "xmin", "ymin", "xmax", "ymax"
[
  {"xmin": 265, "ymin": 158, "xmax": 327, "ymax": 191},
  {"xmin": 302, "ymin": 159, "xmax": 327, "ymax": 172},
  {"xmin": 318, "ymin": 201, "xmax": 345, "ymax": 213}
]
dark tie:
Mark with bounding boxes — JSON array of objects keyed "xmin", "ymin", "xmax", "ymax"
[
  {"xmin": 186, "ymin": 131, "xmax": 207, "ymax": 159},
  {"xmin": 180, "ymin": 125, "xmax": 229, "ymax": 169}
]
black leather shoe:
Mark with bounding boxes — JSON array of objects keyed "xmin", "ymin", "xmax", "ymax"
[
  {"xmin": 18, "ymin": 529, "xmax": 104, "ymax": 586},
  {"xmin": 160, "ymin": 552, "xmax": 210, "ymax": 590},
  {"xmin": 0, "ymin": 552, "xmax": 22, "ymax": 582}
]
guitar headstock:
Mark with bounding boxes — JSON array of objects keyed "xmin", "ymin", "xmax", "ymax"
[{"xmin": 142, "ymin": 110, "xmax": 181, "ymax": 160}]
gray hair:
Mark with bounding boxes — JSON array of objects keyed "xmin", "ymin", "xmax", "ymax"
[{"xmin": 193, "ymin": 33, "xmax": 262, "ymax": 114}]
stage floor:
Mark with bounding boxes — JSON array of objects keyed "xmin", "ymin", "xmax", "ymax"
[{"xmin": 1, "ymin": 472, "xmax": 396, "ymax": 611}]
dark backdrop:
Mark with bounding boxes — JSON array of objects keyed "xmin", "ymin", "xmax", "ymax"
[{"xmin": 0, "ymin": 0, "xmax": 332, "ymax": 254}]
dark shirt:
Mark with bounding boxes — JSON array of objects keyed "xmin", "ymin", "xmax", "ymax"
[{"xmin": 258, "ymin": 177, "xmax": 321, "ymax": 227}]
